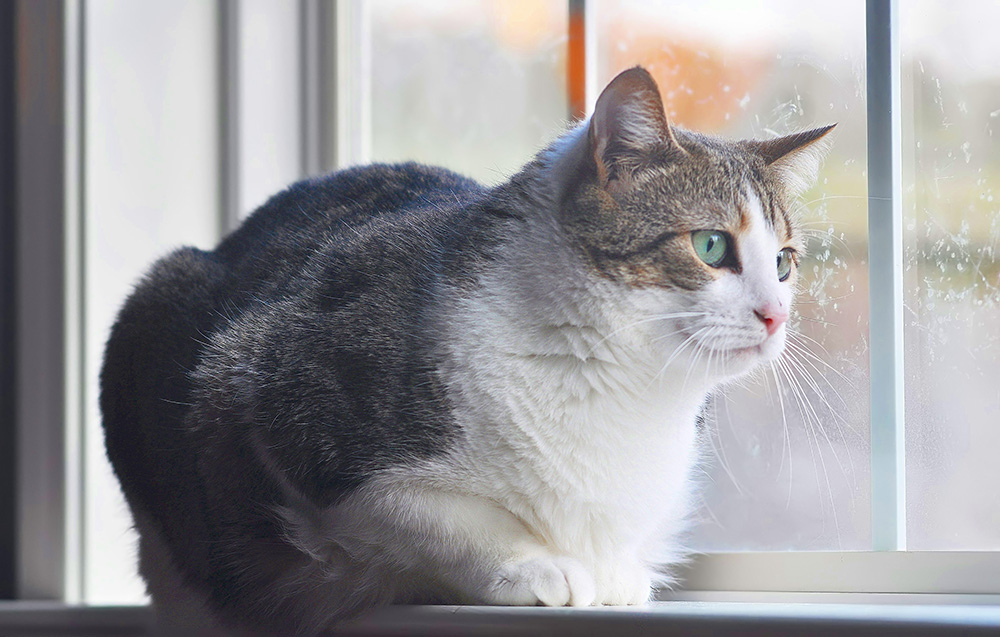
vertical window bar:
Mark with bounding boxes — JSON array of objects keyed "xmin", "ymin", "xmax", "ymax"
[
  {"xmin": 219, "ymin": 0, "xmax": 240, "ymax": 234},
  {"xmin": 866, "ymin": 0, "xmax": 906, "ymax": 552},
  {"xmin": 15, "ymin": 0, "xmax": 69, "ymax": 599},
  {"xmin": 332, "ymin": 0, "xmax": 370, "ymax": 168},
  {"xmin": 567, "ymin": 0, "xmax": 597, "ymax": 121},
  {"xmin": 0, "ymin": 0, "xmax": 17, "ymax": 601},
  {"xmin": 319, "ymin": 0, "xmax": 338, "ymax": 174},
  {"xmin": 63, "ymin": 0, "xmax": 85, "ymax": 604},
  {"xmin": 300, "ymin": 0, "xmax": 330, "ymax": 177},
  {"xmin": 567, "ymin": 0, "xmax": 586, "ymax": 121}
]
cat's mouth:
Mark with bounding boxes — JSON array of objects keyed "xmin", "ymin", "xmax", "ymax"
[
  {"xmin": 725, "ymin": 335, "xmax": 787, "ymax": 365},
  {"xmin": 725, "ymin": 344, "xmax": 762, "ymax": 357},
  {"xmin": 683, "ymin": 329, "xmax": 769, "ymax": 357},
  {"xmin": 690, "ymin": 333, "xmax": 781, "ymax": 366}
]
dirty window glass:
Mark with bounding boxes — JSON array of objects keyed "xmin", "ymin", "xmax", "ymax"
[
  {"xmin": 368, "ymin": 0, "xmax": 569, "ymax": 185},
  {"xmin": 901, "ymin": 0, "xmax": 1000, "ymax": 550}
]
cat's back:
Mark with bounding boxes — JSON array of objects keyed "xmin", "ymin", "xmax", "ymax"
[
  {"xmin": 100, "ymin": 162, "xmax": 485, "ymax": 552},
  {"xmin": 213, "ymin": 162, "xmax": 484, "ymax": 291}
]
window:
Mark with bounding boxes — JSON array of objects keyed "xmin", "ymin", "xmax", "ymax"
[
  {"xmin": 901, "ymin": 0, "xmax": 1000, "ymax": 551},
  {"xmin": 9, "ymin": 0, "xmax": 1000, "ymax": 612}
]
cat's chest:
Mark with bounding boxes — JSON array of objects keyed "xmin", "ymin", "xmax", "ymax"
[
  {"xmin": 439, "ymin": 288, "xmax": 706, "ymax": 547},
  {"xmin": 452, "ymin": 350, "xmax": 703, "ymax": 535}
]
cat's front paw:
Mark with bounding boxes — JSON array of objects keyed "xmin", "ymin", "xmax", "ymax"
[
  {"xmin": 596, "ymin": 564, "xmax": 652, "ymax": 606},
  {"xmin": 486, "ymin": 556, "xmax": 596, "ymax": 607}
]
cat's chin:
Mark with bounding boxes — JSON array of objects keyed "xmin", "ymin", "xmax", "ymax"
[
  {"xmin": 713, "ymin": 339, "xmax": 785, "ymax": 381},
  {"xmin": 711, "ymin": 346, "xmax": 761, "ymax": 380}
]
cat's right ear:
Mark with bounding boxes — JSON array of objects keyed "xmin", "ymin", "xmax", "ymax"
[
  {"xmin": 746, "ymin": 124, "xmax": 836, "ymax": 198},
  {"xmin": 587, "ymin": 67, "xmax": 686, "ymax": 192}
]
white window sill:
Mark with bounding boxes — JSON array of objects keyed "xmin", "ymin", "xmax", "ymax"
[{"xmin": 2, "ymin": 598, "xmax": 1000, "ymax": 636}]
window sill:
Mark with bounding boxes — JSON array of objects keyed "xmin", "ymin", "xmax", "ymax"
[{"xmin": 2, "ymin": 599, "xmax": 999, "ymax": 636}]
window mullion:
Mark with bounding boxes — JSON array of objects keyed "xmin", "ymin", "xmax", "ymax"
[
  {"xmin": 0, "ymin": 0, "xmax": 17, "ymax": 602},
  {"xmin": 63, "ymin": 0, "xmax": 85, "ymax": 605},
  {"xmin": 865, "ymin": 0, "xmax": 906, "ymax": 552},
  {"xmin": 300, "ymin": 0, "xmax": 328, "ymax": 176},
  {"xmin": 332, "ymin": 0, "xmax": 370, "ymax": 169},
  {"xmin": 568, "ymin": 0, "xmax": 597, "ymax": 120},
  {"xmin": 14, "ymin": 0, "xmax": 70, "ymax": 600},
  {"xmin": 219, "ymin": 0, "xmax": 240, "ymax": 234}
]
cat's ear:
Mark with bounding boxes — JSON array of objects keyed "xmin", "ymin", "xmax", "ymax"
[
  {"xmin": 588, "ymin": 67, "xmax": 686, "ymax": 191},
  {"xmin": 747, "ymin": 124, "xmax": 836, "ymax": 198}
]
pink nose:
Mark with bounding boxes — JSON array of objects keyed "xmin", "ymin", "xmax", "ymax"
[{"xmin": 755, "ymin": 304, "xmax": 789, "ymax": 336}]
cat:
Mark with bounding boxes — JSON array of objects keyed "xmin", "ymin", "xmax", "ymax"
[{"xmin": 100, "ymin": 66, "xmax": 832, "ymax": 634}]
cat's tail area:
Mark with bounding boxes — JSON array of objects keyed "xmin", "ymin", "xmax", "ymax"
[
  {"xmin": 136, "ymin": 507, "xmax": 394, "ymax": 637},
  {"xmin": 99, "ymin": 246, "xmax": 231, "ymax": 603},
  {"xmin": 101, "ymin": 245, "xmax": 228, "ymax": 507},
  {"xmin": 138, "ymin": 501, "xmax": 404, "ymax": 635}
]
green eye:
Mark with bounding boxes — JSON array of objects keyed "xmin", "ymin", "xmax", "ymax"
[
  {"xmin": 777, "ymin": 248, "xmax": 794, "ymax": 282},
  {"xmin": 692, "ymin": 230, "xmax": 729, "ymax": 268}
]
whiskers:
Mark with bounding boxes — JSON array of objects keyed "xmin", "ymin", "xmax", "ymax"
[
  {"xmin": 766, "ymin": 330, "xmax": 864, "ymax": 548},
  {"xmin": 697, "ymin": 322, "xmax": 865, "ymax": 550},
  {"xmin": 642, "ymin": 324, "xmax": 716, "ymax": 395},
  {"xmin": 584, "ymin": 311, "xmax": 708, "ymax": 360}
]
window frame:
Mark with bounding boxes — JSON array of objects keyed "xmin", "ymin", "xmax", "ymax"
[
  {"xmin": 8, "ymin": 0, "xmax": 1000, "ymax": 604},
  {"xmin": 0, "ymin": 0, "xmax": 17, "ymax": 602},
  {"xmin": 671, "ymin": 552, "xmax": 1000, "ymax": 598},
  {"xmin": 12, "ymin": 0, "xmax": 78, "ymax": 602}
]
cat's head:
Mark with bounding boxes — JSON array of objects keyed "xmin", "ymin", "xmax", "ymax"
[{"xmin": 549, "ymin": 67, "xmax": 833, "ymax": 383}]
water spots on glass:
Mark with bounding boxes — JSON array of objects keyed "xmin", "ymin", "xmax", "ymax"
[{"xmin": 902, "ymin": 0, "xmax": 1000, "ymax": 548}]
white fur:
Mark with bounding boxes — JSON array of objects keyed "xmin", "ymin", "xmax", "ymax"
[
  {"xmin": 266, "ymin": 184, "xmax": 797, "ymax": 624},
  {"xmin": 676, "ymin": 186, "xmax": 794, "ymax": 377}
]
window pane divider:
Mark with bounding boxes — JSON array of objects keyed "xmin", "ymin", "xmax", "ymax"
[
  {"xmin": 219, "ymin": 0, "xmax": 241, "ymax": 235},
  {"xmin": 866, "ymin": 0, "xmax": 906, "ymax": 552},
  {"xmin": 300, "ymin": 0, "xmax": 330, "ymax": 177},
  {"xmin": 15, "ymin": 0, "xmax": 70, "ymax": 600},
  {"xmin": 63, "ymin": 0, "xmax": 85, "ymax": 605},
  {"xmin": 568, "ymin": 0, "xmax": 596, "ymax": 120},
  {"xmin": 332, "ymin": 0, "xmax": 370, "ymax": 168}
]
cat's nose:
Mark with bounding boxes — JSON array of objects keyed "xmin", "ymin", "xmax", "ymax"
[{"xmin": 754, "ymin": 304, "xmax": 788, "ymax": 336}]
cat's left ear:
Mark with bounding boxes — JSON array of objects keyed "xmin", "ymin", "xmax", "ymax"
[
  {"xmin": 747, "ymin": 124, "xmax": 836, "ymax": 198},
  {"xmin": 587, "ymin": 66, "xmax": 687, "ymax": 192}
]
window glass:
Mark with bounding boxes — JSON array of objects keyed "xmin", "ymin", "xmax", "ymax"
[
  {"xmin": 84, "ymin": 0, "xmax": 220, "ymax": 603},
  {"xmin": 597, "ymin": 0, "xmax": 871, "ymax": 549},
  {"xmin": 901, "ymin": 0, "xmax": 1000, "ymax": 550},
  {"xmin": 368, "ymin": 0, "xmax": 569, "ymax": 185}
]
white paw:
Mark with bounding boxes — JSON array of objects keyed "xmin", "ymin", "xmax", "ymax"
[
  {"xmin": 596, "ymin": 564, "xmax": 652, "ymax": 606},
  {"xmin": 486, "ymin": 556, "xmax": 596, "ymax": 607}
]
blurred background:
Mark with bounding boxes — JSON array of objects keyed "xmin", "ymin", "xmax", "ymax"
[{"xmin": 8, "ymin": 0, "xmax": 999, "ymax": 605}]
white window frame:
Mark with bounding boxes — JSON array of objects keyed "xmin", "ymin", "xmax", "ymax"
[{"xmin": 9, "ymin": 0, "xmax": 1000, "ymax": 605}]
